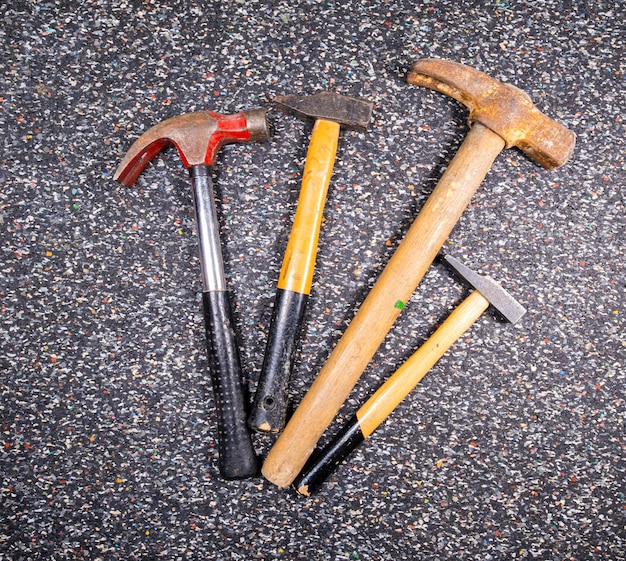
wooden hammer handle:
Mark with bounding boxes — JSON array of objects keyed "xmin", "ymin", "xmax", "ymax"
[
  {"xmin": 249, "ymin": 119, "xmax": 340, "ymax": 432},
  {"xmin": 278, "ymin": 119, "xmax": 340, "ymax": 294},
  {"xmin": 295, "ymin": 290, "xmax": 490, "ymax": 495},
  {"xmin": 357, "ymin": 289, "xmax": 490, "ymax": 437},
  {"xmin": 262, "ymin": 123, "xmax": 506, "ymax": 487}
]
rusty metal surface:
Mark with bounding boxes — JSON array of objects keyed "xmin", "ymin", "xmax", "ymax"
[{"xmin": 408, "ymin": 58, "xmax": 576, "ymax": 169}]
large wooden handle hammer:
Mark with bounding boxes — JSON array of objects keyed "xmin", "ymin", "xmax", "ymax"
[
  {"xmin": 262, "ymin": 58, "xmax": 575, "ymax": 488},
  {"xmin": 114, "ymin": 108, "xmax": 269, "ymax": 479},
  {"xmin": 294, "ymin": 254, "xmax": 526, "ymax": 495}
]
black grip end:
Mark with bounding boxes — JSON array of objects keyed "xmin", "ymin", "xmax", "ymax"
[
  {"xmin": 293, "ymin": 414, "xmax": 365, "ymax": 496},
  {"xmin": 248, "ymin": 289, "xmax": 309, "ymax": 432},
  {"xmin": 203, "ymin": 291, "xmax": 258, "ymax": 479}
]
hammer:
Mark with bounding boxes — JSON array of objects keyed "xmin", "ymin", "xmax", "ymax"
[
  {"xmin": 262, "ymin": 58, "xmax": 575, "ymax": 487},
  {"xmin": 248, "ymin": 92, "xmax": 373, "ymax": 433},
  {"xmin": 293, "ymin": 254, "xmax": 526, "ymax": 495},
  {"xmin": 114, "ymin": 108, "xmax": 269, "ymax": 479}
]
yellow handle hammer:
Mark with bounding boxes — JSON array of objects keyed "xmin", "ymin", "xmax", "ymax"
[
  {"xmin": 249, "ymin": 92, "xmax": 373, "ymax": 433},
  {"xmin": 294, "ymin": 254, "xmax": 526, "ymax": 495}
]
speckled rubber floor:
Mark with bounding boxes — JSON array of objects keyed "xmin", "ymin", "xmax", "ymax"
[{"xmin": 1, "ymin": 1, "xmax": 624, "ymax": 559}]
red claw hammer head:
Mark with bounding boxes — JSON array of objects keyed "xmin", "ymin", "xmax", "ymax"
[{"xmin": 113, "ymin": 108, "xmax": 269, "ymax": 186}]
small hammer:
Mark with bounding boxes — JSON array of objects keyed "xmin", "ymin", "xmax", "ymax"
[
  {"xmin": 248, "ymin": 92, "xmax": 374, "ymax": 433},
  {"xmin": 294, "ymin": 254, "xmax": 526, "ymax": 496},
  {"xmin": 262, "ymin": 58, "xmax": 575, "ymax": 488},
  {"xmin": 114, "ymin": 108, "xmax": 269, "ymax": 479}
]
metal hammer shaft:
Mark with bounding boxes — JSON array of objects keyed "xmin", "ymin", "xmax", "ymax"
[
  {"xmin": 192, "ymin": 166, "xmax": 227, "ymax": 292},
  {"xmin": 262, "ymin": 123, "xmax": 506, "ymax": 487},
  {"xmin": 190, "ymin": 166, "xmax": 258, "ymax": 479},
  {"xmin": 114, "ymin": 108, "xmax": 269, "ymax": 479}
]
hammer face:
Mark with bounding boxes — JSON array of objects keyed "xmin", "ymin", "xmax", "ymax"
[
  {"xmin": 275, "ymin": 91, "xmax": 373, "ymax": 131},
  {"xmin": 442, "ymin": 254, "xmax": 526, "ymax": 324}
]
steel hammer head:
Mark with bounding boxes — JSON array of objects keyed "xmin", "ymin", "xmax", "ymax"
[
  {"xmin": 407, "ymin": 59, "xmax": 575, "ymax": 169},
  {"xmin": 113, "ymin": 108, "xmax": 269, "ymax": 186},
  {"xmin": 274, "ymin": 91, "xmax": 374, "ymax": 131},
  {"xmin": 442, "ymin": 254, "xmax": 526, "ymax": 324}
]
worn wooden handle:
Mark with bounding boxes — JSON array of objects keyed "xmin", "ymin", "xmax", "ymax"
[
  {"xmin": 358, "ymin": 290, "xmax": 489, "ymax": 437},
  {"xmin": 262, "ymin": 123, "xmax": 506, "ymax": 488}
]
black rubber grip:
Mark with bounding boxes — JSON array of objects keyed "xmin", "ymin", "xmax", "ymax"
[
  {"xmin": 293, "ymin": 414, "xmax": 365, "ymax": 496},
  {"xmin": 248, "ymin": 289, "xmax": 309, "ymax": 432},
  {"xmin": 202, "ymin": 291, "xmax": 258, "ymax": 479}
]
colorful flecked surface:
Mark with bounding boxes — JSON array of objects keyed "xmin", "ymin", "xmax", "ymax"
[{"xmin": 1, "ymin": 1, "xmax": 624, "ymax": 559}]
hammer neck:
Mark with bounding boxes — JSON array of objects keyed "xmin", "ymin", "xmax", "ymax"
[
  {"xmin": 189, "ymin": 165, "xmax": 227, "ymax": 292},
  {"xmin": 189, "ymin": 164, "xmax": 211, "ymax": 179}
]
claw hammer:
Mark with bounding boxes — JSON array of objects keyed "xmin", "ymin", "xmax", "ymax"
[
  {"xmin": 114, "ymin": 108, "xmax": 269, "ymax": 479},
  {"xmin": 262, "ymin": 58, "xmax": 575, "ymax": 488}
]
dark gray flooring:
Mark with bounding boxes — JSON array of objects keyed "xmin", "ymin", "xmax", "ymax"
[{"xmin": 1, "ymin": 1, "xmax": 624, "ymax": 559}]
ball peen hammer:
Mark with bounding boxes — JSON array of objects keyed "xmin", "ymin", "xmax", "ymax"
[
  {"xmin": 114, "ymin": 108, "xmax": 269, "ymax": 479},
  {"xmin": 248, "ymin": 92, "xmax": 374, "ymax": 433},
  {"xmin": 294, "ymin": 254, "xmax": 526, "ymax": 495},
  {"xmin": 262, "ymin": 58, "xmax": 576, "ymax": 488}
]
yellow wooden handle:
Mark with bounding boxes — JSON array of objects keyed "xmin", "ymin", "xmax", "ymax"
[
  {"xmin": 357, "ymin": 290, "xmax": 490, "ymax": 437},
  {"xmin": 277, "ymin": 119, "xmax": 340, "ymax": 294}
]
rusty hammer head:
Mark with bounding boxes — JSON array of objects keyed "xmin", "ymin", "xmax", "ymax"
[
  {"xmin": 407, "ymin": 59, "xmax": 575, "ymax": 169},
  {"xmin": 113, "ymin": 108, "xmax": 269, "ymax": 186},
  {"xmin": 442, "ymin": 254, "xmax": 526, "ymax": 324},
  {"xmin": 274, "ymin": 91, "xmax": 374, "ymax": 131}
]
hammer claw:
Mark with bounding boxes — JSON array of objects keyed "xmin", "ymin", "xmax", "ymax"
[
  {"xmin": 113, "ymin": 109, "xmax": 269, "ymax": 185},
  {"xmin": 113, "ymin": 138, "xmax": 171, "ymax": 186}
]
